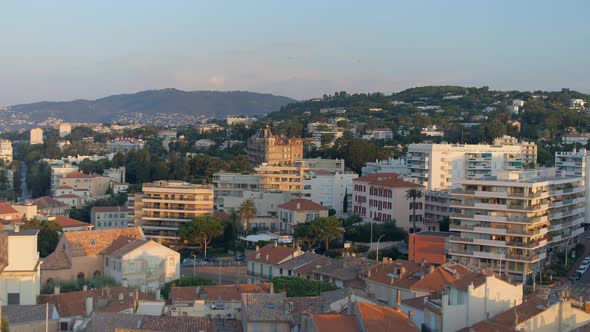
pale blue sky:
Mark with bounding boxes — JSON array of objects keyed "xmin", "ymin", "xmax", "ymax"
[{"xmin": 1, "ymin": 0, "xmax": 589, "ymax": 105}]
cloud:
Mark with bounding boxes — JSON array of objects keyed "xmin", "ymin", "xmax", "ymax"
[{"xmin": 207, "ymin": 75, "xmax": 225, "ymax": 89}]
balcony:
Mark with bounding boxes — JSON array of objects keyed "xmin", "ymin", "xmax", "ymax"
[
  {"xmin": 450, "ymin": 224, "xmax": 548, "ymax": 236},
  {"xmin": 449, "ymin": 236, "xmax": 548, "ymax": 249},
  {"xmin": 448, "ymin": 249, "xmax": 544, "ymax": 263}
]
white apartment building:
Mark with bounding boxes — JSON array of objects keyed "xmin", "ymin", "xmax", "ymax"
[
  {"xmin": 30, "ymin": 128, "xmax": 43, "ymax": 145},
  {"xmin": 556, "ymin": 148, "xmax": 590, "ymax": 225},
  {"xmin": 49, "ymin": 163, "xmax": 79, "ymax": 194},
  {"xmin": 421, "ymin": 125, "xmax": 444, "ymax": 137},
  {"xmin": 424, "ymin": 270, "xmax": 523, "ymax": 332},
  {"xmin": 292, "ymin": 158, "xmax": 345, "ymax": 173},
  {"xmin": 0, "ymin": 228, "xmax": 41, "ymax": 305},
  {"xmin": 217, "ymin": 190, "xmax": 293, "ymax": 217},
  {"xmin": 59, "ymin": 123, "xmax": 72, "ymax": 138},
  {"xmin": 91, "ymin": 206, "xmax": 133, "ymax": 230},
  {"xmin": 0, "ymin": 140, "xmax": 13, "ymax": 165},
  {"xmin": 302, "ymin": 170, "xmax": 358, "ymax": 217},
  {"xmin": 352, "ymin": 173, "xmax": 425, "ymax": 231},
  {"xmin": 406, "ymin": 143, "xmax": 537, "ymax": 190},
  {"xmin": 133, "ymin": 180, "xmax": 214, "ymax": 243},
  {"xmin": 424, "ymin": 190, "xmax": 455, "ymax": 231},
  {"xmin": 361, "ymin": 157, "xmax": 410, "ymax": 176},
  {"xmin": 448, "ymin": 170, "xmax": 585, "ymax": 282}
]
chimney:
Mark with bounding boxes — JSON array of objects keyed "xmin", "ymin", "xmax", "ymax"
[
  {"xmin": 85, "ymin": 296, "xmax": 94, "ymax": 316},
  {"xmin": 408, "ymin": 310, "xmax": 414, "ymax": 322},
  {"xmin": 155, "ymin": 289, "xmax": 161, "ymax": 301},
  {"xmin": 14, "ymin": 224, "xmax": 20, "ymax": 233},
  {"xmin": 54, "ymin": 286, "xmax": 60, "ymax": 295},
  {"xmin": 296, "ymin": 202, "xmax": 301, "ymax": 209},
  {"xmin": 396, "ymin": 289, "xmax": 401, "ymax": 310},
  {"xmin": 118, "ymin": 292, "xmax": 124, "ymax": 302},
  {"xmin": 266, "ymin": 254, "xmax": 269, "ymax": 261},
  {"xmin": 256, "ymin": 245, "xmax": 260, "ymax": 252}
]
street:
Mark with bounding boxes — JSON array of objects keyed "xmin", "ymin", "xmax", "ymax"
[
  {"xmin": 554, "ymin": 231, "xmax": 590, "ymax": 302},
  {"xmin": 180, "ymin": 264, "xmax": 248, "ymax": 285}
]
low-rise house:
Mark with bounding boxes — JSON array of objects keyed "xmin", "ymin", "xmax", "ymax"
[
  {"xmin": 2, "ymin": 304, "xmax": 59, "ymax": 332},
  {"xmin": 11, "ymin": 202, "xmax": 38, "ymax": 219},
  {"xmin": 289, "ymin": 296, "xmax": 328, "ymax": 332},
  {"xmin": 83, "ymin": 312, "xmax": 242, "ymax": 332},
  {"xmin": 50, "ymin": 215, "xmax": 94, "ymax": 232},
  {"xmin": 320, "ymin": 288, "xmax": 376, "ymax": 312},
  {"xmin": 195, "ymin": 138, "xmax": 217, "ymax": 149},
  {"xmin": 41, "ymin": 227, "xmax": 145, "ymax": 284},
  {"xmin": 247, "ymin": 245, "xmax": 303, "ymax": 283},
  {"xmin": 31, "ymin": 196, "xmax": 69, "ymax": 216},
  {"xmin": 309, "ymin": 256, "xmax": 377, "ymax": 289},
  {"xmin": 170, "ymin": 283, "xmax": 274, "ymax": 319},
  {"xmin": 110, "ymin": 182, "xmax": 129, "ymax": 194},
  {"xmin": 39, "ymin": 287, "xmax": 156, "ymax": 331},
  {"xmin": 103, "ymin": 239, "xmax": 180, "ymax": 291},
  {"xmin": 241, "ymin": 293, "xmax": 292, "ymax": 332},
  {"xmin": 464, "ymin": 296, "xmax": 590, "ymax": 332},
  {"xmin": 364, "ymin": 259, "xmax": 469, "ymax": 307},
  {"xmin": 0, "ymin": 228, "xmax": 41, "ymax": 305},
  {"xmin": 307, "ymin": 301, "xmax": 419, "ymax": 332},
  {"xmin": 55, "ymin": 193, "xmax": 94, "ymax": 208},
  {"xmin": 423, "ymin": 269, "xmax": 523, "ymax": 332},
  {"xmin": 0, "ymin": 203, "xmax": 20, "ymax": 221},
  {"xmin": 90, "ymin": 206, "xmax": 133, "ymax": 230},
  {"xmin": 278, "ymin": 198, "xmax": 329, "ymax": 234}
]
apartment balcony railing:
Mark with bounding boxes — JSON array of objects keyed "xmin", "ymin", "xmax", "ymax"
[{"xmin": 449, "ymin": 224, "xmax": 548, "ymax": 236}]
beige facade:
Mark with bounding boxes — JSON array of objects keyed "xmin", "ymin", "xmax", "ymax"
[
  {"xmin": 134, "ymin": 180, "xmax": 214, "ymax": 243},
  {"xmin": 247, "ymin": 127, "xmax": 303, "ymax": 166},
  {"xmin": 448, "ymin": 170, "xmax": 585, "ymax": 282},
  {"xmin": 0, "ymin": 229, "xmax": 41, "ymax": 305},
  {"xmin": 57, "ymin": 171, "xmax": 111, "ymax": 198},
  {"xmin": 278, "ymin": 199, "xmax": 329, "ymax": 234},
  {"xmin": 0, "ymin": 139, "xmax": 13, "ymax": 164},
  {"xmin": 30, "ymin": 128, "xmax": 43, "ymax": 145}
]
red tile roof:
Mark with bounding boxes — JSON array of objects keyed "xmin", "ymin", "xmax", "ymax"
[
  {"xmin": 31, "ymin": 196, "xmax": 69, "ymax": 210},
  {"xmin": 354, "ymin": 172, "xmax": 421, "ymax": 188},
  {"xmin": 63, "ymin": 171, "xmax": 94, "ymax": 178},
  {"xmin": 56, "ymin": 194, "xmax": 80, "ymax": 199},
  {"xmin": 247, "ymin": 245, "xmax": 299, "ymax": 264},
  {"xmin": 171, "ymin": 283, "xmax": 273, "ymax": 302},
  {"xmin": 54, "ymin": 215, "xmax": 92, "ymax": 229},
  {"xmin": 312, "ymin": 314, "xmax": 360, "ymax": 332},
  {"xmin": 278, "ymin": 198, "xmax": 328, "ymax": 211},
  {"xmin": 356, "ymin": 302, "xmax": 419, "ymax": 332},
  {"xmin": 464, "ymin": 296, "xmax": 545, "ymax": 332},
  {"xmin": 61, "ymin": 228, "xmax": 144, "ymax": 257},
  {"xmin": 0, "ymin": 203, "xmax": 18, "ymax": 216}
]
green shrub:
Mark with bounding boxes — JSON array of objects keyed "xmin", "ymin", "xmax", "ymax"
[
  {"xmin": 272, "ymin": 276, "xmax": 339, "ymax": 297},
  {"xmin": 41, "ymin": 276, "xmax": 120, "ymax": 294}
]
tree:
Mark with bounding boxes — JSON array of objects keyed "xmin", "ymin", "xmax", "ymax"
[
  {"xmin": 294, "ymin": 221, "xmax": 321, "ymax": 250},
  {"xmin": 22, "ymin": 218, "xmax": 63, "ymax": 257},
  {"xmin": 405, "ymin": 188, "xmax": 423, "ymax": 233},
  {"xmin": 238, "ymin": 198, "xmax": 257, "ymax": 234},
  {"xmin": 177, "ymin": 216, "xmax": 224, "ymax": 258},
  {"xmin": 315, "ymin": 216, "xmax": 344, "ymax": 253}
]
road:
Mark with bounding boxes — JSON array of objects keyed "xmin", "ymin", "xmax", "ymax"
[
  {"xmin": 180, "ymin": 264, "xmax": 248, "ymax": 285},
  {"xmin": 556, "ymin": 231, "xmax": 590, "ymax": 302}
]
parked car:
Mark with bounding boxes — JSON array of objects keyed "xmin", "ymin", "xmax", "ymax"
[
  {"xmin": 182, "ymin": 258, "xmax": 193, "ymax": 265},
  {"xmin": 234, "ymin": 255, "xmax": 246, "ymax": 261}
]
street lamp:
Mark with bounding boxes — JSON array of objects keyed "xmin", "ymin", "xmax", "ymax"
[
  {"xmin": 191, "ymin": 254, "xmax": 197, "ymax": 277},
  {"xmin": 375, "ymin": 234, "xmax": 386, "ymax": 262}
]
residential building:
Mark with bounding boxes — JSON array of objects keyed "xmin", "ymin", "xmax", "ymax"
[
  {"xmin": 106, "ymin": 138, "xmax": 145, "ymax": 153},
  {"xmin": 247, "ymin": 126, "xmax": 303, "ymax": 166},
  {"xmin": 563, "ymin": 132, "xmax": 590, "ymax": 145},
  {"xmin": 30, "ymin": 128, "xmax": 43, "ymax": 145},
  {"xmin": 91, "ymin": 206, "xmax": 133, "ymax": 230},
  {"xmin": 570, "ymin": 98, "xmax": 586, "ymax": 110},
  {"xmin": 423, "ymin": 269, "xmax": 523, "ymax": 332},
  {"xmin": 39, "ymin": 287, "xmax": 156, "ymax": 331},
  {"xmin": 352, "ymin": 173, "xmax": 425, "ymax": 231},
  {"xmin": 31, "ymin": 196, "xmax": 70, "ymax": 216},
  {"xmin": 367, "ymin": 128, "xmax": 393, "ymax": 140},
  {"xmin": 240, "ymin": 293, "xmax": 292, "ymax": 332},
  {"xmin": 169, "ymin": 283, "xmax": 273, "ymax": 318},
  {"xmin": 49, "ymin": 162, "xmax": 78, "ymax": 194},
  {"xmin": 0, "ymin": 228, "xmax": 41, "ymax": 305},
  {"xmin": 409, "ymin": 231, "xmax": 452, "ymax": 265},
  {"xmin": 256, "ymin": 164, "xmax": 308, "ymax": 192},
  {"xmin": 59, "ymin": 123, "xmax": 72, "ymax": 137},
  {"xmin": 361, "ymin": 157, "xmax": 410, "ymax": 176},
  {"xmin": 227, "ymin": 116, "xmax": 254, "ymax": 126},
  {"xmin": 41, "ymin": 227, "xmax": 145, "ymax": 284},
  {"xmin": 83, "ymin": 312, "xmax": 242, "ymax": 332},
  {"xmin": 103, "ymin": 166, "xmax": 126, "ymax": 183},
  {"xmin": 319, "ymin": 288, "xmax": 376, "ymax": 312},
  {"xmin": 302, "ymin": 170, "xmax": 357, "ymax": 217},
  {"xmin": 11, "ymin": 202, "xmax": 38, "ymax": 219},
  {"xmin": 278, "ymin": 198, "xmax": 329, "ymax": 234},
  {"xmin": 194, "ymin": 138, "xmax": 217, "ymax": 149},
  {"xmin": 292, "ymin": 158, "xmax": 345, "ymax": 173},
  {"xmin": 424, "ymin": 190, "xmax": 455, "ymax": 231},
  {"xmin": 466, "ymin": 295, "xmax": 590, "ymax": 331},
  {"xmin": 2, "ymin": 304, "xmax": 59, "ymax": 332},
  {"xmin": 103, "ymin": 239, "xmax": 180, "ymax": 291},
  {"xmin": 133, "ymin": 180, "xmax": 214, "ymax": 243},
  {"xmin": 556, "ymin": 148, "xmax": 590, "ymax": 225},
  {"xmin": 364, "ymin": 259, "xmax": 468, "ymax": 307},
  {"xmin": 213, "ymin": 172, "xmax": 261, "ymax": 199},
  {"xmin": 110, "ymin": 182, "xmax": 129, "ymax": 194},
  {"xmin": 247, "ymin": 245, "xmax": 303, "ymax": 283},
  {"xmin": 405, "ymin": 143, "xmax": 537, "ymax": 190},
  {"xmin": 308, "ymin": 256, "xmax": 376, "ymax": 289},
  {"xmin": 50, "ymin": 215, "xmax": 94, "ymax": 232},
  {"xmin": 307, "ymin": 301, "xmax": 419, "ymax": 332},
  {"xmin": 421, "ymin": 125, "xmax": 444, "ymax": 137},
  {"xmin": 216, "ymin": 190, "xmax": 293, "ymax": 217},
  {"xmin": 0, "ymin": 139, "xmax": 13, "ymax": 164},
  {"xmin": 448, "ymin": 170, "xmax": 585, "ymax": 281},
  {"xmin": 0, "ymin": 203, "xmax": 20, "ymax": 221},
  {"xmin": 56, "ymin": 170, "xmax": 111, "ymax": 198}
]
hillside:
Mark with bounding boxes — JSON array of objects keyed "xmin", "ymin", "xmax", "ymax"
[{"xmin": 7, "ymin": 89, "xmax": 296, "ymax": 123}]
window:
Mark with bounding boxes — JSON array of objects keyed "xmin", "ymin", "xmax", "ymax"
[
  {"xmin": 77, "ymin": 272, "xmax": 85, "ymax": 280},
  {"xmin": 7, "ymin": 293, "xmax": 19, "ymax": 305},
  {"xmin": 60, "ymin": 321, "xmax": 69, "ymax": 331},
  {"xmin": 279, "ymin": 268, "xmax": 283, "ymax": 275}
]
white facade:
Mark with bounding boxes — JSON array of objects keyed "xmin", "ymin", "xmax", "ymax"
[
  {"xmin": 556, "ymin": 148, "xmax": 590, "ymax": 225},
  {"xmin": 50, "ymin": 164, "xmax": 79, "ymax": 194},
  {"xmin": 59, "ymin": 123, "xmax": 72, "ymax": 138},
  {"xmin": 0, "ymin": 229, "xmax": 41, "ymax": 305},
  {"xmin": 302, "ymin": 171, "xmax": 357, "ymax": 216},
  {"xmin": 406, "ymin": 143, "xmax": 537, "ymax": 190},
  {"xmin": 361, "ymin": 158, "xmax": 410, "ymax": 176},
  {"xmin": 421, "ymin": 125, "xmax": 444, "ymax": 137},
  {"xmin": 0, "ymin": 140, "xmax": 13, "ymax": 164},
  {"xmin": 30, "ymin": 128, "xmax": 43, "ymax": 145},
  {"xmin": 424, "ymin": 273, "xmax": 523, "ymax": 332},
  {"xmin": 217, "ymin": 190, "xmax": 293, "ymax": 217}
]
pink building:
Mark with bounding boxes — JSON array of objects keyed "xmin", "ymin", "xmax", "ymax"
[{"xmin": 352, "ymin": 173, "xmax": 425, "ymax": 231}]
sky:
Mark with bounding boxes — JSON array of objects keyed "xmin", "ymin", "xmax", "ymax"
[{"xmin": 1, "ymin": 0, "xmax": 590, "ymax": 105}]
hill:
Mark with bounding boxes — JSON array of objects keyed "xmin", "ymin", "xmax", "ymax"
[{"xmin": 7, "ymin": 89, "xmax": 296, "ymax": 123}]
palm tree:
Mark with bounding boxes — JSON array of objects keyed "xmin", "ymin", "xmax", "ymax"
[
  {"xmin": 238, "ymin": 198, "xmax": 257, "ymax": 235},
  {"xmin": 316, "ymin": 216, "xmax": 344, "ymax": 254},
  {"xmin": 405, "ymin": 188, "xmax": 423, "ymax": 233}
]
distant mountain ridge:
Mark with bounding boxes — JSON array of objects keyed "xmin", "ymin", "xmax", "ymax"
[{"xmin": 7, "ymin": 89, "xmax": 296, "ymax": 123}]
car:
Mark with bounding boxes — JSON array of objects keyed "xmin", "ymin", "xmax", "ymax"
[
  {"xmin": 577, "ymin": 266, "xmax": 587, "ymax": 276},
  {"xmin": 580, "ymin": 262, "xmax": 590, "ymax": 271},
  {"xmin": 182, "ymin": 258, "xmax": 193, "ymax": 265},
  {"xmin": 234, "ymin": 255, "xmax": 246, "ymax": 261},
  {"xmin": 583, "ymin": 256, "xmax": 590, "ymax": 263}
]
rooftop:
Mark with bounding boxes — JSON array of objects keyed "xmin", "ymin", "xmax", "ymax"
[
  {"xmin": 463, "ymin": 296, "xmax": 549, "ymax": 332},
  {"xmin": 2, "ymin": 304, "xmax": 58, "ymax": 324},
  {"xmin": 0, "ymin": 203, "xmax": 18, "ymax": 215},
  {"xmin": 53, "ymin": 215, "xmax": 93, "ymax": 229},
  {"xmin": 92, "ymin": 206, "xmax": 131, "ymax": 213},
  {"xmin": 83, "ymin": 312, "xmax": 241, "ymax": 332},
  {"xmin": 241, "ymin": 293, "xmax": 292, "ymax": 322},
  {"xmin": 312, "ymin": 314, "xmax": 360, "ymax": 332},
  {"xmin": 170, "ymin": 283, "xmax": 273, "ymax": 302},
  {"xmin": 354, "ymin": 172, "xmax": 422, "ymax": 188},
  {"xmin": 31, "ymin": 196, "xmax": 69, "ymax": 209},
  {"xmin": 278, "ymin": 198, "xmax": 328, "ymax": 211},
  {"xmin": 247, "ymin": 245, "xmax": 299, "ymax": 265},
  {"xmin": 357, "ymin": 302, "xmax": 419, "ymax": 332}
]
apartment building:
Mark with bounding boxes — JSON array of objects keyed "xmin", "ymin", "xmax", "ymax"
[
  {"xmin": 352, "ymin": 173, "xmax": 425, "ymax": 231},
  {"xmin": 556, "ymin": 148, "xmax": 590, "ymax": 225},
  {"xmin": 56, "ymin": 170, "xmax": 111, "ymax": 198},
  {"xmin": 292, "ymin": 158, "xmax": 345, "ymax": 173},
  {"xmin": 361, "ymin": 157, "xmax": 410, "ymax": 176},
  {"xmin": 59, "ymin": 123, "xmax": 72, "ymax": 137},
  {"xmin": 106, "ymin": 138, "xmax": 145, "ymax": 153},
  {"xmin": 278, "ymin": 199, "xmax": 329, "ymax": 234},
  {"xmin": 49, "ymin": 162, "xmax": 79, "ymax": 194},
  {"xmin": 133, "ymin": 180, "xmax": 214, "ymax": 243},
  {"xmin": 247, "ymin": 127, "xmax": 303, "ymax": 166},
  {"xmin": 0, "ymin": 139, "xmax": 13, "ymax": 164},
  {"xmin": 0, "ymin": 228, "xmax": 41, "ymax": 305},
  {"xmin": 448, "ymin": 170, "xmax": 585, "ymax": 282},
  {"xmin": 30, "ymin": 128, "xmax": 43, "ymax": 145},
  {"xmin": 91, "ymin": 206, "xmax": 133, "ymax": 230},
  {"xmin": 406, "ymin": 142, "xmax": 537, "ymax": 190},
  {"xmin": 302, "ymin": 170, "xmax": 358, "ymax": 216},
  {"xmin": 424, "ymin": 190, "xmax": 455, "ymax": 231}
]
